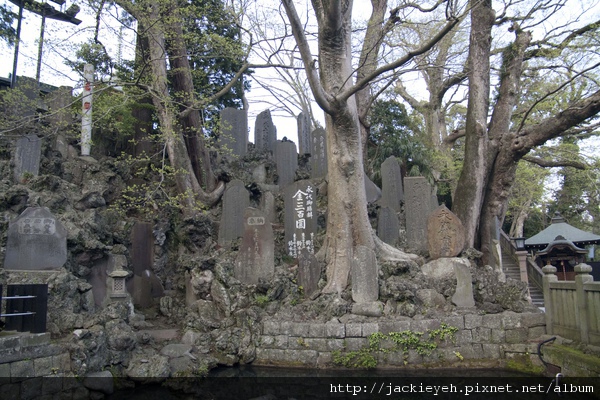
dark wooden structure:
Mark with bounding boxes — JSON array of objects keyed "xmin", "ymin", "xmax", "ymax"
[
  {"xmin": 0, "ymin": 284, "xmax": 48, "ymax": 333},
  {"xmin": 525, "ymin": 213, "xmax": 600, "ymax": 281}
]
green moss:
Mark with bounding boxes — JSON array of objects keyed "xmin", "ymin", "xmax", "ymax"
[
  {"xmin": 506, "ymin": 354, "xmax": 545, "ymax": 375},
  {"xmin": 332, "ymin": 323, "xmax": 458, "ymax": 369},
  {"xmin": 548, "ymin": 345, "xmax": 600, "ymax": 369}
]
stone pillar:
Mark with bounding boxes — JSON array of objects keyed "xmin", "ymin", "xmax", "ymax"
[
  {"xmin": 516, "ymin": 250, "xmax": 530, "ymax": 300},
  {"xmin": 575, "ymin": 264, "xmax": 593, "ymax": 344},
  {"xmin": 542, "ymin": 265, "xmax": 558, "ymax": 334}
]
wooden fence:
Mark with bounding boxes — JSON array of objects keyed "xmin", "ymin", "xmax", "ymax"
[{"xmin": 543, "ymin": 264, "xmax": 600, "ymax": 345}]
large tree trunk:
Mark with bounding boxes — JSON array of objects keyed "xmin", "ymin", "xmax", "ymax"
[
  {"xmin": 132, "ymin": 21, "xmax": 154, "ymax": 158},
  {"xmin": 165, "ymin": 6, "xmax": 216, "ymax": 191},
  {"xmin": 452, "ymin": 0, "xmax": 494, "ymax": 248},
  {"xmin": 282, "ymin": 0, "xmax": 435, "ymax": 293},
  {"xmin": 315, "ymin": 1, "xmax": 375, "ymax": 294},
  {"xmin": 137, "ymin": 0, "xmax": 224, "ymax": 212},
  {"xmin": 478, "ymin": 26, "xmax": 531, "ymax": 263}
]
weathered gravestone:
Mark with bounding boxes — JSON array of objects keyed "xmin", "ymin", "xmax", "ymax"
[
  {"xmin": 218, "ymin": 180, "xmax": 250, "ymax": 246},
  {"xmin": 451, "ymin": 259, "xmax": 476, "ymax": 308},
  {"xmin": 430, "ymin": 187, "xmax": 439, "ymax": 212},
  {"xmin": 351, "ymin": 245, "xmax": 378, "ymax": 303},
  {"xmin": 235, "ymin": 208, "xmax": 274, "ymax": 284},
  {"xmin": 13, "ymin": 134, "xmax": 42, "ymax": 183},
  {"xmin": 297, "ymin": 112, "xmax": 312, "ymax": 155},
  {"xmin": 420, "ymin": 258, "xmax": 475, "ymax": 308},
  {"xmin": 377, "ymin": 206, "xmax": 400, "ymax": 246},
  {"xmin": 404, "ymin": 176, "xmax": 432, "ymax": 253},
  {"xmin": 310, "ymin": 128, "xmax": 328, "ymax": 179},
  {"xmin": 364, "ymin": 174, "xmax": 382, "ymax": 204},
  {"xmin": 252, "ymin": 164, "xmax": 267, "ymax": 184},
  {"xmin": 128, "ymin": 221, "xmax": 164, "ymax": 308},
  {"xmin": 298, "ymin": 249, "xmax": 321, "ymax": 298},
  {"xmin": 285, "ymin": 180, "xmax": 317, "ymax": 258},
  {"xmin": 218, "ymin": 108, "xmax": 248, "ymax": 157},
  {"xmin": 260, "ymin": 191, "xmax": 276, "ymax": 224},
  {"xmin": 131, "ymin": 221, "xmax": 154, "ymax": 276},
  {"xmin": 4, "ymin": 207, "xmax": 67, "ymax": 270},
  {"xmin": 380, "ymin": 156, "xmax": 404, "ymax": 211},
  {"xmin": 274, "ymin": 140, "xmax": 298, "ymax": 189},
  {"xmin": 489, "ymin": 216, "xmax": 502, "ymax": 269},
  {"xmin": 254, "ymin": 109, "xmax": 277, "ymax": 152},
  {"xmin": 427, "ymin": 205, "xmax": 465, "ymax": 260},
  {"xmin": 48, "ymin": 86, "xmax": 73, "ymax": 158}
]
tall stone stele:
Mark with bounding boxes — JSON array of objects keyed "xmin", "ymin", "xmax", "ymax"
[{"xmin": 234, "ymin": 208, "xmax": 274, "ymax": 284}]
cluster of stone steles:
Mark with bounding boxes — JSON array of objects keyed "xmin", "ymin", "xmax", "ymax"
[
  {"xmin": 5, "ymin": 107, "xmax": 465, "ymax": 311},
  {"xmin": 215, "ymin": 108, "xmax": 465, "ymax": 300}
]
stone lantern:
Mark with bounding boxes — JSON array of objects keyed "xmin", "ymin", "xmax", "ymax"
[{"xmin": 108, "ymin": 255, "xmax": 130, "ymax": 300}]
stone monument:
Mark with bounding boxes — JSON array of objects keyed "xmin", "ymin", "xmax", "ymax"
[
  {"xmin": 310, "ymin": 128, "xmax": 327, "ymax": 179},
  {"xmin": 4, "ymin": 207, "xmax": 67, "ymax": 270},
  {"xmin": 380, "ymin": 156, "xmax": 403, "ymax": 211},
  {"xmin": 274, "ymin": 140, "xmax": 298, "ymax": 189},
  {"xmin": 427, "ymin": 205, "xmax": 465, "ymax": 260},
  {"xmin": 13, "ymin": 134, "xmax": 42, "ymax": 183},
  {"xmin": 284, "ymin": 180, "xmax": 317, "ymax": 258},
  {"xmin": 254, "ymin": 109, "xmax": 277, "ymax": 152},
  {"xmin": 218, "ymin": 180, "xmax": 250, "ymax": 246},
  {"xmin": 404, "ymin": 176, "xmax": 433, "ymax": 252},
  {"xmin": 297, "ymin": 112, "xmax": 312, "ymax": 155},
  {"xmin": 218, "ymin": 108, "xmax": 248, "ymax": 157},
  {"xmin": 235, "ymin": 208, "xmax": 274, "ymax": 284}
]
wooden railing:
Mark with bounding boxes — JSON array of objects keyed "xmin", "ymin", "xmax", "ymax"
[{"xmin": 543, "ymin": 264, "xmax": 600, "ymax": 345}]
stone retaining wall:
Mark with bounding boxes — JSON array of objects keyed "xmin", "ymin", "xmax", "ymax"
[
  {"xmin": 0, "ymin": 333, "xmax": 73, "ymax": 399},
  {"xmin": 255, "ymin": 311, "xmax": 547, "ymax": 368}
]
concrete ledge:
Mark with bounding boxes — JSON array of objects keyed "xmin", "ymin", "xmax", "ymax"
[{"xmin": 543, "ymin": 345, "xmax": 600, "ymax": 377}]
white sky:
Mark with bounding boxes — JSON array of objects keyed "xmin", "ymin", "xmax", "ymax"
[
  {"xmin": 1, "ymin": 0, "xmax": 598, "ymax": 154},
  {"xmin": 0, "ymin": 0, "xmax": 323, "ymax": 144}
]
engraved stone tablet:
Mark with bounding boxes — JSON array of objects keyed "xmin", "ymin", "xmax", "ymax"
[
  {"xmin": 4, "ymin": 207, "xmax": 67, "ymax": 270},
  {"xmin": 235, "ymin": 208, "xmax": 274, "ymax": 284},
  {"xmin": 427, "ymin": 205, "xmax": 465, "ymax": 260}
]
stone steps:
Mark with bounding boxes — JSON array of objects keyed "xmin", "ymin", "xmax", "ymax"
[{"xmin": 502, "ymin": 256, "xmax": 544, "ymax": 307}]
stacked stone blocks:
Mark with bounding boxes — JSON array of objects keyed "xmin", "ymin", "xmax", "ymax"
[{"xmin": 256, "ymin": 312, "xmax": 546, "ymax": 368}]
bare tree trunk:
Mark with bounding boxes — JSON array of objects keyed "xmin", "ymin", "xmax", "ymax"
[
  {"xmin": 452, "ymin": 0, "xmax": 494, "ymax": 248},
  {"xmin": 356, "ymin": 0, "xmax": 388, "ymax": 159},
  {"xmin": 141, "ymin": 1, "xmax": 224, "ymax": 211},
  {"xmin": 165, "ymin": 8, "xmax": 216, "ymax": 191},
  {"xmin": 316, "ymin": 1, "xmax": 375, "ymax": 293},
  {"xmin": 132, "ymin": 20, "xmax": 154, "ymax": 158},
  {"xmin": 509, "ymin": 201, "xmax": 529, "ymax": 238},
  {"xmin": 282, "ymin": 0, "xmax": 422, "ymax": 294}
]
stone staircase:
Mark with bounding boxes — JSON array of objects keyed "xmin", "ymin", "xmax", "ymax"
[{"xmin": 501, "ymin": 252, "xmax": 545, "ymax": 308}]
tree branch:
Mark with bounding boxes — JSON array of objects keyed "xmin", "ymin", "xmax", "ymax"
[
  {"xmin": 443, "ymin": 128, "xmax": 465, "ymax": 144},
  {"xmin": 523, "ymin": 155, "xmax": 588, "ymax": 170},
  {"xmin": 524, "ymin": 18, "xmax": 600, "ymax": 60},
  {"xmin": 514, "ymin": 89, "xmax": 600, "ymax": 155},
  {"xmin": 281, "ymin": 0, "xmax": 333, "ymax": 113},
  {"xmin": 340, "ymin": 15, "xmax": 462, "ymax": 103}
]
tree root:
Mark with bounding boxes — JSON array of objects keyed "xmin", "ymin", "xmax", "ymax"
[
  {"xmin": 199, "ymin": 180, "xmax": 226, "ymax": 207},
  {"xmin": 372, "ymin": 233, "xmax": 423, "ymax": 265}
]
